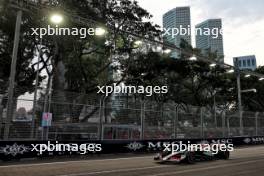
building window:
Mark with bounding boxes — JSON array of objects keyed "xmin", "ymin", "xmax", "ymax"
[
  {"xmin": 247, "ymin": 59, "xmax": 251, "ymax": 67},
  {"xmin": 252, "ymin": 59, "xmax": 255, "ymax": 66},
  {"xmin": 239, "ymin": 60, "xmax": 241, "ymax": 67},
  {"xmin": 243, "ymin": 60, "xmax": 246, "ymax": 67}
]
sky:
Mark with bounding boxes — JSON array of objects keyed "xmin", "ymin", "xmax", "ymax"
[{"xmin": 137, "ymin": 0, "xmax": 264, "ymax": 66}]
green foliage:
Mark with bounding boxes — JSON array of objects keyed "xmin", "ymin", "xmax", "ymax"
[
  {"xmin": 0, "ymin": 2, "xmax": 45, "ymax": 99},
  {"xmin": 240, "ymin": 66, "xmax": 264, "ymax": 111},
  {"xmin": 45, "ymin": 0, "xmax": 161, "ymax": 95},
  {"xmin": 121, "ymin": 39, "xmax": 236, "ymax": 109}
]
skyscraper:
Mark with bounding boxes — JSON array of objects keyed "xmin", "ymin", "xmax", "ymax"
[
  {"xmin": 195, "ymin": 19, "xmax": 224, "ymax": 62},
  {"xmin": 163, "ymin": 7, "xmax": 191, "ymax": 57}
]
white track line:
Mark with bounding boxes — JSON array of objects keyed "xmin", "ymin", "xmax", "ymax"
[
  {"xmin": 149, "ymin": 158, "xmax": 264, "ymax": 176},
  {"xmin": 59, "ymin": 158, "xmax": 264, "ymax": 176},
  {"xmin": 59, "ymin": 150, "xmax": 264, "ymax": 176},
  {"xmin": 60, "ymin": 165, "xmax": 169, "ymax": 176},
  {"xmin": 0, "ymin": 155, "xmax": 153, "ymax": 168}
]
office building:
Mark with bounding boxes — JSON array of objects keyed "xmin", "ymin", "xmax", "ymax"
[
  {"xmin": 233, "ymin": 55, "xmax": 257, "ymax": 70},
  {"xmin": 163, "ymin": 7, "xmax": 191, "ymax": 58},
  {"xmin": 195, "ymin": 19, "xmax": 224, "ymax": 62}
]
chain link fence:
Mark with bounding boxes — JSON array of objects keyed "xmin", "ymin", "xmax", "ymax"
[{"xmin": 0, "ymin": 89, "xmax": 264, "ymax": 140}]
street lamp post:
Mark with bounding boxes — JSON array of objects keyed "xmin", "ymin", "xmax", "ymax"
[
  {"xmin": 30, "ymin": 38, "xmax": 42, "ymax": 139},
  {"xmin": 3, "ymin": 10, "xmax": 22, "ymax": 140},
  {"xmin": 211, "ymin": 64, "xmax": 218, "ymax": 127},
  {"xmin": 234, "ymin": 57, "xmax": 243, "ymax": 136},
  {"xmin": 41, "ymin": 13, "xmax": 64, "ymax": 140}
]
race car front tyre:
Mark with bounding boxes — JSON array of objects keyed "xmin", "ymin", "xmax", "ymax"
[
  {"xmin": 185, "ymin": 152, "xmax": 196, "ymax": 164},
  {"xmin": 222, "ymin": 151, "xmax": 230, "ymax": 160},
  {"xmin": 216, "ymin": 151, "xmax": 230, "ymax": 160}
]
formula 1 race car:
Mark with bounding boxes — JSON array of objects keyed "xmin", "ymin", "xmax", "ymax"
[{"xmin": 154, "ymin": 145, "xmax": 230, "ymax": 164}]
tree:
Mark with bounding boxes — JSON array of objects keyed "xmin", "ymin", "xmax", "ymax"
[
  {"xmin": 240, "ymin": 66, "xmax": 264, "ymax": 111},
  {"xmin": 0, "ymin": 1, "xmax": 46, "ymax": 108},
  {"xmin": 23, "ymin": 0, "xmax": 161, "ymax": 122}
]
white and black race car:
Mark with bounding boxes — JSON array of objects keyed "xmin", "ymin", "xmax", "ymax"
[{"xmin": 154, "ymin": 144, "xmax": 230, "ymax": 164}]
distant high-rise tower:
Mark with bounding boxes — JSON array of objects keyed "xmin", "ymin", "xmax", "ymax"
[
  {"xmin": 195, "ymin": 19, "xmax": 224, "ymax": 62},
  {"xmin": 163, "ymin": 7, "xmax": 191, "ymax": 58}
]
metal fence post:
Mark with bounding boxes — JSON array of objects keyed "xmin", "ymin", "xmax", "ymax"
[
  {"xmin": 98, "ymin": 95, "xmax": 107, "ymax": 140},
  {"xmin": 98, "ymin": 98, "xmax": 101, "ymax": 140},
  {"xmin": 140, "ymin": 101, "xmax": 145, "ymax": 140},
  {"xmin": 0, "ymin": 95, "xmax": 3, "ymax": 138},
  {"xmin": 222, "ymin": 110, "xmax": 226, "ymax": 137},
  {"xmin": 255, "ymin": 112, "xmax": 259, "ymax": 136},
  {"xmin": 200, "ymin": 107, "xmax": 204, "ymax": 138},
  {"xmin": 173, "ymin": 105, "xmax": 178, "ymax": 139},
  {"xmin": 0, "ymin": 104, "xmax": 3, "ymax": 138},
  {"xmin": 45, "ymin": 85, "xmax": 53, "ymax": 141},
  {"xmin": 227, "ymin": 116, "xmax": 230, "ymax": 137},
  {"xmin": 98, "ymin": 96, "xmax": 103, "ymax": 140},
  {"xmin": 4, "ymin": 10, "xmax": 22, "ymax": 140}
]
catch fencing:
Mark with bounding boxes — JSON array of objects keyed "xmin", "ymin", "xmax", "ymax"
[{"xmin": 0, "ymin": 89, "xmax": 264, "ymax": 140}]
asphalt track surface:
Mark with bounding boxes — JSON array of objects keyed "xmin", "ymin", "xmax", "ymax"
[{"xmin": 0, "ymin": 146, "xmax": 264, "ymax": 176}]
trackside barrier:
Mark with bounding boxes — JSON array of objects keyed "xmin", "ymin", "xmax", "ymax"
[{"xmin": 0, "ymin": 136, "xmax": 264, "ymax": 161}]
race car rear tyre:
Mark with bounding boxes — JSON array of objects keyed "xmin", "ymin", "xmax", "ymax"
[
  {"xmin": 207, "ymin": 155, "xmax": 214, "ymax": 161},
  {"xmin": 216, "ymin": 151, "xmax": 230, "ymax": 160},
  {"xmin": 222, "ymin": 151, "xmax": 230, "ymax": 160},
  {"xmin": 186, "ymin": 152, "xmax": 195, "ymax": 164}
]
